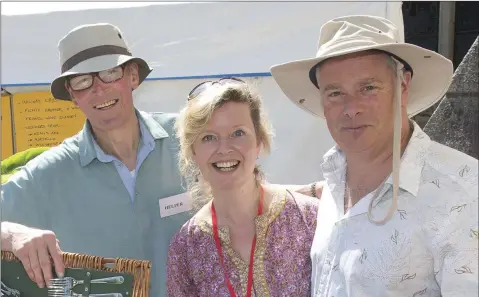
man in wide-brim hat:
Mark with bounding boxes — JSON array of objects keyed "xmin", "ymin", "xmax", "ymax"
[
  {"xmin": 1, "ymin": 23, "xmax": 192, "ymax": 296},
  {"xmin": 271, "ymin": 15, "xmax": 478, "ymax": 296}
]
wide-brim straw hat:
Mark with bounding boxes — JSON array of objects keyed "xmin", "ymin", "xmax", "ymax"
[
  {"xmin": 270, "ymin": 15, "xmax": 454, "ymax": 118},
  {"xmin": 50, "ymin": 23, "xmax": 153, "ymax": 100}
]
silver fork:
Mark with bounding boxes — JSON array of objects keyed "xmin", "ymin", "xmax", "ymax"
[
  {"xmin": 50, "ymin": 276, "xmax": 124, "ymax": 288},
  {"xmin": 48, "ymin": 276, "xmax": 124, "ymax": 297},
  {"xmin": 49, "ymin": 277, "xmax": 82, "ymax": 294},
  {"xmin": 48, "ymin": 293, "xmax": 122, "ymax": 297},
  {"xmin": 1, "ymin": 282, "xmax": 20, "ymax": 297}
]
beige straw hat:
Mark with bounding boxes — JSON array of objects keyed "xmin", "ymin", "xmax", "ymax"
[
  {"xmin": 50, "ymin": 23, "xmax": 152, "ymax": 100},
  {"xmin": 270, "ymin": 15, "xmax": 453, "ymax": 118}
]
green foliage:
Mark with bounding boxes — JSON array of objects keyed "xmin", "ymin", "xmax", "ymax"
[{"xmin": 1, "ymin": 147, "xmax": 50, "ymax": 184}]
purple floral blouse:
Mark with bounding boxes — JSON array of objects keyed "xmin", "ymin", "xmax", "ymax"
[{"xmin": 166, "ymin": 186, "xmax": 319, "ymax": 297}]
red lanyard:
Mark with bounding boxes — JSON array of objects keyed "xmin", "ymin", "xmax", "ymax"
[{"xmin": 211, "ymin": 187, "xmax": 264, "ymax": 297}]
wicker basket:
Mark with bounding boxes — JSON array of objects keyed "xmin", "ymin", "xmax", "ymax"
[{"xmin": 1, "ymin": 251, "xmax": 151, "ymax": 297}]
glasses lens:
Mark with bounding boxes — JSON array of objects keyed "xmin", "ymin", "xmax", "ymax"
[
  {"xmin": 218, "ymin": 77, "xmax": 245, "ymax": 85},
  {"xmin": 187, "ymin": 77, "xmax": 246, "ymax": 101},
  {"xmin": 69, "ymin": 75, "xmax": 93, "ymax": 91},
  {"xmin": 69, "ymin": 66, "xmax": 124, "ymax": 91},
  {"xmin": 98, "ymin": 66, "xmax": 124, "ymax": 83},
  {"xmin": 188, "ymin": 81, "xmax": 213, "ymax": 101}
]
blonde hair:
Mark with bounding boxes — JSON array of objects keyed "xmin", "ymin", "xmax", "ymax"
[{"xmin": 175, "ymin": 80, "xmax": 274, "ymax": 210}]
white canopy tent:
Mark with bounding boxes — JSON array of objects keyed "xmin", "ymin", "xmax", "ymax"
[{"xmin": 1, "ymin": 1, "xmax": 404, "ymax": 184}]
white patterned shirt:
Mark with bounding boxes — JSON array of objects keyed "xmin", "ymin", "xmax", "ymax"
[{"xmin": 311, "ymin": 122, "xmax": 478, "ymax": 297}]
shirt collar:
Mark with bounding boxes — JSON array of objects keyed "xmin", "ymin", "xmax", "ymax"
[
  {"xmin": 320, "ymin": 121, "xmax": 431, "ymax": 198},
  {"xmin": 384, "ymin": 121, "xmax": 431, "ymax": 196},
  {"xmin": 78, "ymin": 109, "xmax": 169, "ymax": 167}
]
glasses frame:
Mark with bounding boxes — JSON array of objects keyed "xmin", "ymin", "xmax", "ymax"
[
  {"xmin": 187, "ymin": 77, "xmax": 245, "ymax": 101},
  {"xmin": 67, "ymin": 64, "xmax": 127, "ymax": 91}
]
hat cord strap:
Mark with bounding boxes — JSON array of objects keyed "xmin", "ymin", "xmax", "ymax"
[{"xmin": 367, "ymin": 62, "xmax": 404, "ymax": 225}]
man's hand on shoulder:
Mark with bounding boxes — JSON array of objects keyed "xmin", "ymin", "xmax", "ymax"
[
  {"xmin": 274, "ymin": 181, "xmax": 324, "ymax": 198},
  {"xmin": 292, "ymin": 181, "xmax": 324, "ymax": 198},
  {"xmin": 1, "ymin": 222, "xmax": 64, "ymax": 288}
]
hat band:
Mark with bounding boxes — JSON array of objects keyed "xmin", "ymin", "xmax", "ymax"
[{"xmin": 61, "ymin": 45, "xmax": 132, "ymax": 73}]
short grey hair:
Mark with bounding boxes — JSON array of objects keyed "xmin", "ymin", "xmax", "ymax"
[{"xmin": 311, "ymin": 50, "xmax": 407, "ymax": 88}]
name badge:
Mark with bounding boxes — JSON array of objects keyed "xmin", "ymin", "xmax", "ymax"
[{"xmin": 159, "ymin": 192, "xmax": 192, "ymax": 218}]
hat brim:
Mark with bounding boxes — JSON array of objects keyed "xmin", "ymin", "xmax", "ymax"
[
  {"xmin": 50, "ymin": 54, "xmax": 153, "ymax": 100},
  {"xmin": 270, "ymin": 43, "xmax": 454, "ymax": 118}
]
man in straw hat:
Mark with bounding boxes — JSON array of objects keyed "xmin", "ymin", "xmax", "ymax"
[
  {"xmin": 1, "ymin": 22, "xmax": 319, "ymax": 295},
  {"xmin": 0, "ymin": 23, "xmax": 193, "ymax": 296},
  {"xmin": 270, "ymin": 15, "xmax": 478, "ymax": 296}
]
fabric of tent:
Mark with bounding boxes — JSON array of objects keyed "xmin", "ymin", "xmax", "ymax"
[
  {"xmin": 424, "ymin": 35, "xmax": 479, "ymax": 159},
  {"xmin": 0, "ymin": 2, "xmax": 405, "ymax": 184},
  {"xmin": 1, "ymin": 2, "xmax": 404, "ymax": 92}
]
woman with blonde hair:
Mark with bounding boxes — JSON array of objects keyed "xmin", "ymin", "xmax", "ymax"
[{"xmin": 166, "ymin": 78, "xmax": 319, "ymax": 296}]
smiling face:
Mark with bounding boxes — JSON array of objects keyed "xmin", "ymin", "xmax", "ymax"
[
  {"xmin": 191, "ymin": 101, "xmax": 262, "ymax": 191},
  {"xmin": 316, "ymin": 51, "xmax": 411, "ymax": 154},
  {"xmin": 67, "ymin": 62, "xmax": 140, "ymax": 132}
]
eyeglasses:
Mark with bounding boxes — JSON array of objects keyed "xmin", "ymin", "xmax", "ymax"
[
  {"xmin": 187, "ymin": 77, "xmax": 245, "ymax": 101},
  {"xmin": 68, "ymin": 65, "xmax": 126, "ymax": 91}
]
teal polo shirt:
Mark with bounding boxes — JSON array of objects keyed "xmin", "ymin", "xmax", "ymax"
[
  {"xmin": 92, "ymin": 116, "xmax": 155, "ymax": 203},
  {"xmin": 1, "ymin": 109, "xmax": 193, "ymax": 297}
]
